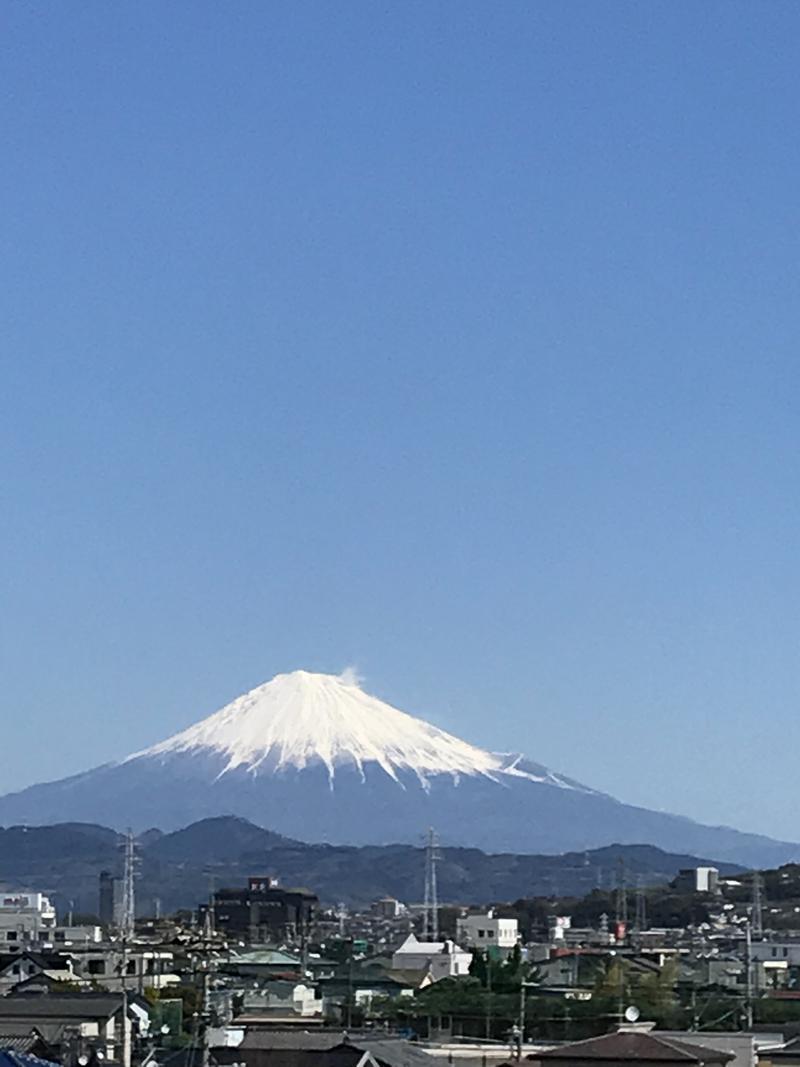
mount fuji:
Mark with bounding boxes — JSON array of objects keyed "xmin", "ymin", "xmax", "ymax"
[{"xmin": 0, "ymin": 670, "xmax": 794, "ymax": 867}]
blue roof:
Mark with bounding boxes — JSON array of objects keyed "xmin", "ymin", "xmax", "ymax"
[{"xmin": 0, "ymin": 1051, "xmax": 59, "ymax": 1067}]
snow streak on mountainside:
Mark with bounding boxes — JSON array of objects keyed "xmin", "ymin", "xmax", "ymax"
[{"xmin": 131, "ymin": 669, "xmax": 581, "ymax": 791}]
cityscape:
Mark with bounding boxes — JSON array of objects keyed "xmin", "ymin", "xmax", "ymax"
[
  {"xmin": 1, "ymin": 675, "xmax": 800, "ymax": 1067},
  {"xmin": 4, "ymin": 6, "xmax": 799, "ymax": 1067}
]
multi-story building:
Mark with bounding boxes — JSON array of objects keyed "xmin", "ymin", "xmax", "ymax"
[
  {"xmin": 98, "ymin": 871, "xmax": 125, "ymax": 928},
  {"xmin": 210, "ymin": 877, "xmax": 318, "ymax": 944},
  {"xmin": 0, "ymin": 892, "xmax": 57, "ymax": 947},
  {"xmin": 68, "ymin": 944, "xmax": 179, "ymax": 992},
  {"xmin": 456, "ymin": 910, "xmax": 519, "ymax": 955},
  {"xmin": 673, "ymin": 867, "xmax": 720, "ymax": 894}
]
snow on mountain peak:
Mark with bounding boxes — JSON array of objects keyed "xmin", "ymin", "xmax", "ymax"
[{"xmin": 132, "ymin": 669, "xmax": 506, "ymax": 784}]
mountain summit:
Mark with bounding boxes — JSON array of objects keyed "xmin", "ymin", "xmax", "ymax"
[
  {"xmin": 133, "ymin": 669, "xmax": 581, "ymax": 791},
  {"xmin": 0, "ymin": 670, "xmax": 795, "ymax": 867}
]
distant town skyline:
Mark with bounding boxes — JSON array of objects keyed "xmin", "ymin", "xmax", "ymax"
[{"xmin": 3, "ymin": 3, "xmax": 800, "ymax": 841}]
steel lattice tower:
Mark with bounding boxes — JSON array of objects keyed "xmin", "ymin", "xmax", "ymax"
[
  {"xmin": 752, "ymin": 871, "xmax": 763, "ymax": 938},
  {"xmin": 120, "ymin": 829, "xmax": 137, "ymax": 941},
  {"xmin": 423, "ymin": 827, "xmax": 440, "ymax": 941}
]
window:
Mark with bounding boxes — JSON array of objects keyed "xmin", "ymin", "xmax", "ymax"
[
  {"xmin": 88, "ymin": 960, "xmax": 106, "ymax": 975},
  {"xmin": 11, "ymin": 966, "xmax": 20, "ymax": 975},
  {"xmin": 487, "ymin": 931, "xmax": 494, "ymax": 938},
  {"xmin": 126, "ymin": 961, "xmax": 136, "ymax": 975},
  {"xmin": 478, "ymin": 930, "xmax": 484, "ymax": 938},
  {"xmin": 7, "ymin": 932, "xmax": 17, "ymax": 941}
]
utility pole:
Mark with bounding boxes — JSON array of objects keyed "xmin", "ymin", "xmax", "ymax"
[
  {"xmin": 485, "ymin": 952, "xmax": 493, "ymax": 1040},
  {"xmin": 519, "ymin": 979, "xmax": 537, "ymax": 1044},
  {"xmin": 118, "ymin": 830, "xmax": 137, "ymax": 1067},
  {"xmin": 615, "ymin": 859, "xmax": 628, "ymax": 929},
  {"xmin": 195, "ymin": 906, "xmax": 216, "ymax": 1067},
  {"xmin": 423, "ymin": 828, "xmax": 440, "ymax": 941},
  {"xmin": 120, "ymin": 937, "xmax": 131, "ymax": 1067},
  {"xmin": 745, "ymin": 921, "xmax": 754, "ymax": 1029}
]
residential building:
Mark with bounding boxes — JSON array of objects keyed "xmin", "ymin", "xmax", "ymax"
[
  {"xmin": 0, "ymin": 992, "xmax": 150, "ymax": 1063},
  {"xmin": 532, "ymin": 1031, "xmax": 735, "ymax": 1067},
  {"xmin": 49, "ymin": 925, "xmax": 103, "ymax": 947},
  {"xmin": 372, "ymin": 898, "xmax": 406, "ymax": 920},
  {"xmin": 391, "ymin": 934, "xmax": 472, "ymax": 980},
  {"xmin": 210, "ymin": 878, "xmax": 318, "ymax": 943},
  {"xmin": 749, "ymin": 941, "xmax": 800, "ymax": 967},
  {"xmin": 67, "ymin": 944, "xmax": 179, "ymax": 992},
  {"xmin": 456, "ymin": 911, "xmax": 518, "ymax": 955},
  {"xmin": 0, "ymin": 894, "xmax": 57, "ymax": 947},
  {"xmin": 673, "ymin": 868, "xmax": 720, "ymax": 894},
  {"xmin": 0, "ymin": 952, "xmax": 77, "ymax": 995}
]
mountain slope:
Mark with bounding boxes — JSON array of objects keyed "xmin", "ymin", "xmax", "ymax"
[
  {"xmin": 0, "ymin": 816, "xmax": 746, "ymax": 914},
  {"xmin": 0, "ymin": 670, "xmax": 795, "ymax": 868}
]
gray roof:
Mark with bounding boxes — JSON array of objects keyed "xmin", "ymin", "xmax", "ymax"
[
  {"xmin": 535, "ymin": 1033, "xmax": 734, "ymax": 1064},
  {"xmin": 0, "ymin": 996, "xmax": 125, "ymax": 1020},
  {"xmin": 240, "ymin": 1032, "xmax": 350, "ymax": 1051}
]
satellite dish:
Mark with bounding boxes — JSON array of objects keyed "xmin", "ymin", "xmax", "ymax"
[{"xmin": 624, "ymin": 1005, "xmax": 640, "ymax": 1023}]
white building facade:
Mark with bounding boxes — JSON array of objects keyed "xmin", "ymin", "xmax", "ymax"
[
  {"xmin": 0, "ymin": 892, "xmax": 57, "ymax": 946},
  {"xmin": 392, "ymin": 934, "xmax": 472, "ymax": 980},
  {"xmin": 456, "ymin": 911, "xmax": 519, "ymax": 954}
]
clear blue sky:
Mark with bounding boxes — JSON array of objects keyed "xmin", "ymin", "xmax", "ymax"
[{"xmin": 3, "ymin": 2, "xmax": 800, "ymax": 841}]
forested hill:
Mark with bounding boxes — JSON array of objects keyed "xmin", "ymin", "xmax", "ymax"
[{"xmin": 0, "ymin": 816, "xmax": 744, "ymax": 916}]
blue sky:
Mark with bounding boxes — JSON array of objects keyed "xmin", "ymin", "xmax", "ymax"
[{"xmin": 3, "ymin": 2, "xmax": 800, "ymax": 840}]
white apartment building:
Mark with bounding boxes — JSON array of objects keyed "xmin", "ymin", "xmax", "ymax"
[
  {"xmin": 69, "ymin": 945, "xmax": 180, "ymax": 992},
  {"xmin": 456, "ymin": 910, "xmax": 519, "ymax": 954},
  {"xmin": 0, "ymin": 892, "xmax": 57, "ymax": 946}
]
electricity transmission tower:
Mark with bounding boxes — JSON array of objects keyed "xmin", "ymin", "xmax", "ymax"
[
  {"xmin": 423, "ymin": 827, "xmax": 440, "ymax": 941},
  {"xmin": 633, "ymin": 875, "xmax": 647, "ymax": 933},
  {"xmin": 751, "ymin": 871, "xmax": 763, "ymax": 938},
  {"xmin": 120, "ymin": 829, "xmax": 137, "ymax": 941},
  {"xmin": 615, "ymin": 858, "xmax": 628, "ymax": 927}
]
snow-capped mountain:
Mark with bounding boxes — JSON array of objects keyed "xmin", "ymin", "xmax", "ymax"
[
  {"xmin": 0, "ymin": 670, "xmax": 795, "ymax": 867},
  {"xmin": 131, "ymin": 669, "xmax": 583, "ymax": 791}
]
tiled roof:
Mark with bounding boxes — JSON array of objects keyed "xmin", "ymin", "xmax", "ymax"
[
  {"xmin": 0, "ymin": 995, "xmax": 125, "ymax": 1020},
  {"xmin": 535, "ymin": 1032, "xmax": 734, "ymax": 1064},
  {"xmin": 0, "ymin": 1051, "xmax": 59, "ymax": 1067}
]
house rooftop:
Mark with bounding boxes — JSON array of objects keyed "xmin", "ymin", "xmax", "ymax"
[
  {"xmin": 533, "ymin": 1032, "xmax": 735, "ymax": 1064},
  {"xmin": 0, "ymin": 995, "xmax": 132, "ymax": 1020},
  {"xmin": 229, "ymin": 950, "xmax": 301, "ymax": 967}
]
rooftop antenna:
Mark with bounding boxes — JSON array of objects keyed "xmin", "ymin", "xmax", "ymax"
[
  {"xmin": 751, "ymin": 871, "xmax": 763, "ymax": 938},
  {"xmin": 423, "ymin": 827, "xmax": 440, "ymax": 941}
]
